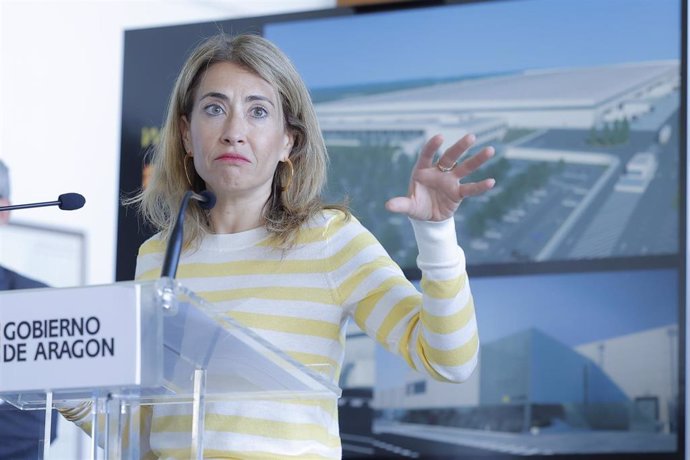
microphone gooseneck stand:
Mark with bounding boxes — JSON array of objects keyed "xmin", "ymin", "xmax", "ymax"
[{"xmin": 160, "ymin": 190, "xmax": 216, "ymax": 279}]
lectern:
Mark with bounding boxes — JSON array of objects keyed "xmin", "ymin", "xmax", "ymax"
[{"xmin": 0, "ymin": 278, "xmax": 340, "ymax": 459}]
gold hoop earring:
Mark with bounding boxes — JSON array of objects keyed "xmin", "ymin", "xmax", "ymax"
[
  {"xmin": 183, "ymin": 154, "xmax": 194, "ymax": 189},
  {"xmin": 280, "ymin": 158, "xmax": 294, "ymax": 193}
]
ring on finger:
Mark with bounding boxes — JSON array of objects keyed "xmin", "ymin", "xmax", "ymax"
[{"xmin": 436, "ymin": 161, "xmax": 457, "ymax": 173}]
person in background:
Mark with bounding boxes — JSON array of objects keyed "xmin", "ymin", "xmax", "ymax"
[
  {"xmin": 60, "ymin": 33, "xmax": 496, "ymax": 459},
  {"xmin": 0, "ymin": 159, "xmax": 58, "ymax": 460}
]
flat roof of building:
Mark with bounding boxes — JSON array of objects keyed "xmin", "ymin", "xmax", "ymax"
[{"xmin": 315, "ymin": 61, "xmax": 679, "ymax": 114}]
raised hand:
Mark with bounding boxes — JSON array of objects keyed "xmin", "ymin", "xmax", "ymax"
[{"xmin": 385, "ymin": 133, "xmax": 495, "ymax": 222}]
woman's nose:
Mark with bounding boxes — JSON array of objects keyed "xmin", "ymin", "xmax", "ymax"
[{"xmin": 222, "ymin": 114, "xmax": 246, "ymax": 144}]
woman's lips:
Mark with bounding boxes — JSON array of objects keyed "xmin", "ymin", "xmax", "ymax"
[{"xmin": 216, "ymin": 153, "xmax": 250, "ymax": 163}]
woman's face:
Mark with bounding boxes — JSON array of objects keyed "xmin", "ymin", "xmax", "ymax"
[{"xmin": 181, "ymin": 61, "xmax": 293, "ymax": 202}]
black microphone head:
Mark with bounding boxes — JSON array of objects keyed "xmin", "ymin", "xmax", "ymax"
[
  {"xmin": 58, "ymin": 193, "xmax": 86, "ymax": 210},
  {"xmin": 198, "ymin": 190, "xmax": 216, "ymax": 210}
]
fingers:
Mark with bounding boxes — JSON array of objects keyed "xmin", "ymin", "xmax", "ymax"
[
  {"xmin": 455, "ymin": 178, "xmax": 496, "ymax": 201},
  {"xmin": 385, "ymin": 196, "xmax": 414, "ymax": 215},
  {"xmin": 435, "ymin": 133, "xmax": 476, "ymax": 171},
  {"xmin": 453, "ymin": 145, "xmax": 495, "ymax": 179},
  {"xmin": 393, "ymin": 133, "xmax": 497, "ymax": 220},
  {"xmin": 416, "ymin": 134, "xmax": 444, "ymax": 169}
]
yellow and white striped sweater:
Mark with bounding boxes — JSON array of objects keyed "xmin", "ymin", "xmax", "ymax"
[{"xmin": 78, "ymin": 210, "xmax": 478, "ymax": 459}]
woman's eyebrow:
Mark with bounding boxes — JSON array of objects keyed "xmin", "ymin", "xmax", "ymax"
[
  {"xmin": 199, "ymin": 92, "xmax": 275, "ymax": 108},
  {"xmin": 198, "ymin": 91, "xmax": 228, "ymax": 102},
  {"xmin": 246, "ymin": 94, "xmax": 275, "ymax": 107}
]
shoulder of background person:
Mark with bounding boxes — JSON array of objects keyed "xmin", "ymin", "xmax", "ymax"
[{"xmin": 0, "ymin": 265, "xmax": 48, "ymax": 291}]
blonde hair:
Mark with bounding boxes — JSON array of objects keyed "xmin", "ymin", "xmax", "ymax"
[{"xmin": 128, "ymin": 34, "xmax": 347, "ymax": 248}]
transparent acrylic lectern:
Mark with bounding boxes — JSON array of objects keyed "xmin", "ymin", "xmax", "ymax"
[{"xmin": 0, "ymin": 278, "xmax": 340, "ymax": 459}]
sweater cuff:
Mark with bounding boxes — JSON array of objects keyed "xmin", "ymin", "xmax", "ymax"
[
  {"xmin": 409, "ymin": 217, "xmax": 465, "ymax": 269},
  {"xmin": 56, "ymin": 400, "xmax": 92, "ymax": 422}
]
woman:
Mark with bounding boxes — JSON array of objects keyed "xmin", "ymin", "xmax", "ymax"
[{"xmin": 63, "ymin": 34, "xmax": 495, "ymax": 459}]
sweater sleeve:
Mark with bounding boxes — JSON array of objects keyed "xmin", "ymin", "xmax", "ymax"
[{"xmin": 332, "ymin": 215, "xmax": 478, "ymax": 383}]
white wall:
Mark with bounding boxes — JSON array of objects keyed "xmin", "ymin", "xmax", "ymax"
[{"xmin": 0, "ymin": 0, "xmax": 334, "ymax": 286}]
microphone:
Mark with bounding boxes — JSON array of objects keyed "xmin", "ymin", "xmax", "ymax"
[
  {"xmin": 0, "ymin": 193, "xmax": 86, "ymax": 212},
  {"xmin": 160, "ymin": 190, "xmax": 216, "ymax": 279}
]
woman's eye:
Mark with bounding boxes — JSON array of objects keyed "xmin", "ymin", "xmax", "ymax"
[
  {"xmin": 250, "ymin": 106, "xmax": 268, "ymax": 118},
  {"xmin": 204, "ymin": 104, "xmax": 224, "ymax": 116}
]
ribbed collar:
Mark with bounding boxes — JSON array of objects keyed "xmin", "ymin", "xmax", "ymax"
[{"xmin": 199, "ymin": 226, "xmax": 271, "ymax": 252}]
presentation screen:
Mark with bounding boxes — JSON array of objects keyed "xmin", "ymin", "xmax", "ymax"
[{"xmin": 117, "ymin": 0, "xmax": 685, "ymax": 458}]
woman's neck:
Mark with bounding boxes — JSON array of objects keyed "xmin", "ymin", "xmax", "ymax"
[{"xmin": 207, "ymin": 192, "xmax": 268, "ymax": 234}]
